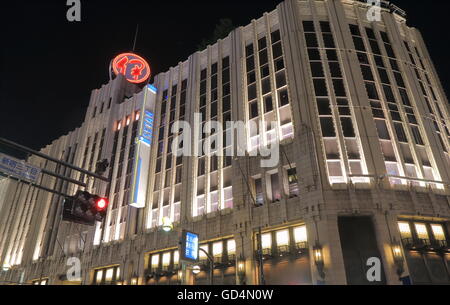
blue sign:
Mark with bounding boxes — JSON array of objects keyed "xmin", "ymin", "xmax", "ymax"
[
  {"xmin": 139, "ymin": 110, "xmax": 154, "ymax": 146},
  {"xmin": 180, "ymin": 230, "xmax": 199, "ymax": 262},
  {"xmin": 0, "ymin": 153, "xmax": 41, "ymax": 183}
]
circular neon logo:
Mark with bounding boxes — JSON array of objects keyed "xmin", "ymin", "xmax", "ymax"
[{"xmin": 112, "ymin": 53, "xmax": 151, "ymax": 84}]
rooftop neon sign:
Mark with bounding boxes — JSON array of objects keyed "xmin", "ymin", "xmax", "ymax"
[{"xmin": 112, "ymin": 52, "xmax": 151, "ymax": 84}]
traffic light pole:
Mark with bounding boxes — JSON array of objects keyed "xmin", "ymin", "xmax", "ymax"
[
  {"xmin": 0, "ymin": 137, "xmax": 109, "ymax": 182},
  {"xmin": 0, "ymin": 172, "xmax": 72, "ymax": 198}
]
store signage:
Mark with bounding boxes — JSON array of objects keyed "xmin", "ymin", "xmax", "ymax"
[
  {"xmin": 129, "ymin": 85, "xmax": 157, "ymax": 208},
  {"xmin": 180, "ymin": 230, "xmax": 199, "ymax": 263},
  {"xmin": 112, "ymin": 52, "xmax": 151, "ymax": 84}
]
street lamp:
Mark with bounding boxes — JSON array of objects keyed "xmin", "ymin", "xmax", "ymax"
[
  {"xmin": 237, "ymin": 256, "xmax": 246, "ymax": 285},
  {"xmin": 313, "ymin": 244, "xmax": 325, "ymax": 280},
  {"xmin": 391, "ymin": 241, "xmax": 405, "ymax": 277},
  {"xmin": 162, "ymin": 217, "xmax": 173, "ymax": 232},
  {"xmin": 192, "ymin": 265, "xmax": 201, "ymax": 275}
]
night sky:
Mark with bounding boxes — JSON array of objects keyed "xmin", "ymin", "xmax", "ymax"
[{"xmin": 1, "ymin": 0, "xmax": 449, "ymax": 154}]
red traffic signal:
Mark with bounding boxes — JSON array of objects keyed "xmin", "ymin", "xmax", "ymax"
[{"xmin": 94, "ymin": 197, "xmax": 109, "ymax": 211}]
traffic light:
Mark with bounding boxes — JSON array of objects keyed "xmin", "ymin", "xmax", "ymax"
[
  {"xmin": 95, "ymin": 159, "xmax": 109, "ymax": 176},
  {"xmin": 62, "ymin": 191, "xmax": 109, "ymax": 226}
]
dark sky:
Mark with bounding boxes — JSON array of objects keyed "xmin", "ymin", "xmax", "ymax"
[{"xmin": 1, "ymin": 0, "xmax": 449, "ymax": 153}]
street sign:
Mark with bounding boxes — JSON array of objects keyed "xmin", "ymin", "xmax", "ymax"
[
  {"xmin": 0, "ymin": 153, "xmax": 41, "ymax": 183},
  {"xmin": 179, "ymin": 230, "xmax": 199, "ymax": 263}
]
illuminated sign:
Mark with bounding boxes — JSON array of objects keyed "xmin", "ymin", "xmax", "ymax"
[
  {"xmin": 180, "ymin": 230, "xmax": 199, "ymax": 263},
  {"xmin": 140, "ymin": 111, "xmax": 154, "ymax": 146},
  {"xmin": 112, "ymin": 52, "xmax": 151, "ymax": 84},
  {"xmin": 129, "ymin": 85, "xmax": 157, "ymax": 208}
]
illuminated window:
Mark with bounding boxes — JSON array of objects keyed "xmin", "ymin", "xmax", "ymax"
[
  {"xmin": 261, "ymin": 233, "xmax": 272, "ymax": 250},
  {"xmin": 398, "ymin": 222, "xmax": 412, "ymax": 238},
  {"xmin": 224, "ymin": 186, "xmax": 233, "ymax": 209},
  {"xmin": 173, "ymin": 251, "xmax": 179, "ymax": 265},
  {"xmin": 126, "ymin": 116, "xmax": 131, "ymax": 126},
  {"xmin": 135, "ymin": 111, "xmax": 140, "ymax": 121},
  {"xmin": 197, "ymin": 195, "xmax": 205, "ymax": 216},
  {"xmin": 96, "ymin": 270, "xmax": 103, "ymax": 283},
  {"xmin": 199, "ymin": 245, "xmax": 208, "ymax": 259},
  {"xmin": 294, "ymin": 226, "xmax": 308, "ymax": 243},
  {"xmin": 151, "ymin": 254, "xmax": 159, "ymax": 268},
  {"xmin": 210, "ymin": 191, "xmax": 219, "ymax": 213},
  {"xmin": 227, "ymin": 239, "xmax": 236, "ymax": 255},
  {"xmin": 415, "ymin": 223, "xmax": 429, "ymax": 240},
  {"xmin": 116, "ymin": 267, "xmax": 120, "ymax": 280},
  {"xmin": 213, "ymin": 242, "xmax": 223, "ymax": 257},
  {"xmin": 276, "ymin": 230, "xmax": 289, "ymax": 246},
  {"xmin": 105, "ymin": 268, "xmax": 114, "ymax": 282},
  {"xmin": 431, "ymin": 224, "xmax": 446, "ymax": 241},
  {"xmin": 117, "ymin": 121, "xmax": 122, "ymax": 131},
  {"xmin": 162, "ymin": 252, "xmax": 171, "ymax": 267}
]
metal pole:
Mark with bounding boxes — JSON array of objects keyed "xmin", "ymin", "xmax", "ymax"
[
  {"xmin": 0, "ymin": 172, "xmax": 71, "ymax": 198},
  {"xmin": 41, "ymin": 168, "xmax": 87, "ymax": 187},
  {"xmin": 199, "ymin": 248, "xmax": 214, "ymax": 285},
  {"xmin": 0, "ymin": 137, "xmax": 109, "ymax": 182},
  {"xmin": 257, "ymin": 227, "xmax": 266, "ymax": 285}
]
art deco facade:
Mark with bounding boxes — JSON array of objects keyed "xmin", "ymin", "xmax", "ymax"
[{"xmin": 0, "ymin": 0, "xmax": 449, "ymax": 285}]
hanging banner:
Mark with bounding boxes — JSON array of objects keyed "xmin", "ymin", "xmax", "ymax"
[{"xmin": 129, "ymin": 84, "xmax": 157, "ymax": 208}]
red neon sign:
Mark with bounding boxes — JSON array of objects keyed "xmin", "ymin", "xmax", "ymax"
[{"xmin": 112, "ymin": 53, "xmax": 151, "ymax": 84}]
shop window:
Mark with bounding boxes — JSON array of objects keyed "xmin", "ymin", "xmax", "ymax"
[
  {"xmin": 276, "ymin": 230, "xmax": 290, "ymax": 255},
  {"xmin": 213, "ymin": 242, "xmax": 223, "ymax": 263},
  {"xmin": 415, "ymin": 223, "xmax": 429, "ymax": 240},
  {"xmin": 227, "ymin": 239, "xmax": 236, "ymax": 261},
  {"xmin": 173, "ymin": 251, "xmax": 180, "ymax": 269},
  {"xmin": 162, "ymin": 252, "xmax": 171, "ymax": 271},
  {"xmin": 431, "ymin": 224, "xmax": 445, "ymax": 241},
  {"xmin": 261, "ymin": 233, "xmax": 272, "ymax": 255},
  {"xmin": 151, "ymin": 254, "xmax": 160, "ymax": 271},
  {"xmin": 294, "ymin": 226, "xmax": 308, "ymax": 247},
  {"xmin": 398, "ymin": 222, "xmax": 412, "ymax": 239}
]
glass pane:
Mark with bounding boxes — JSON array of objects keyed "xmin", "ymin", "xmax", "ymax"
[
  {"xmin": 276, "ymin": 230, "xmax": 289, "ymax": 246},
  {"xmin": 294, "ymin": 226, "xmax": 308, "ymax": 243}
]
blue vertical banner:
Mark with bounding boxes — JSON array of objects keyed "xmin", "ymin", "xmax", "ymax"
[
  {"xmin": 179, "ymin": 230, "xmax": 200, "ymax": 263},
  {"xmin": 129, "ymin": 84, "xmax": 157, "ymax": 208}
]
